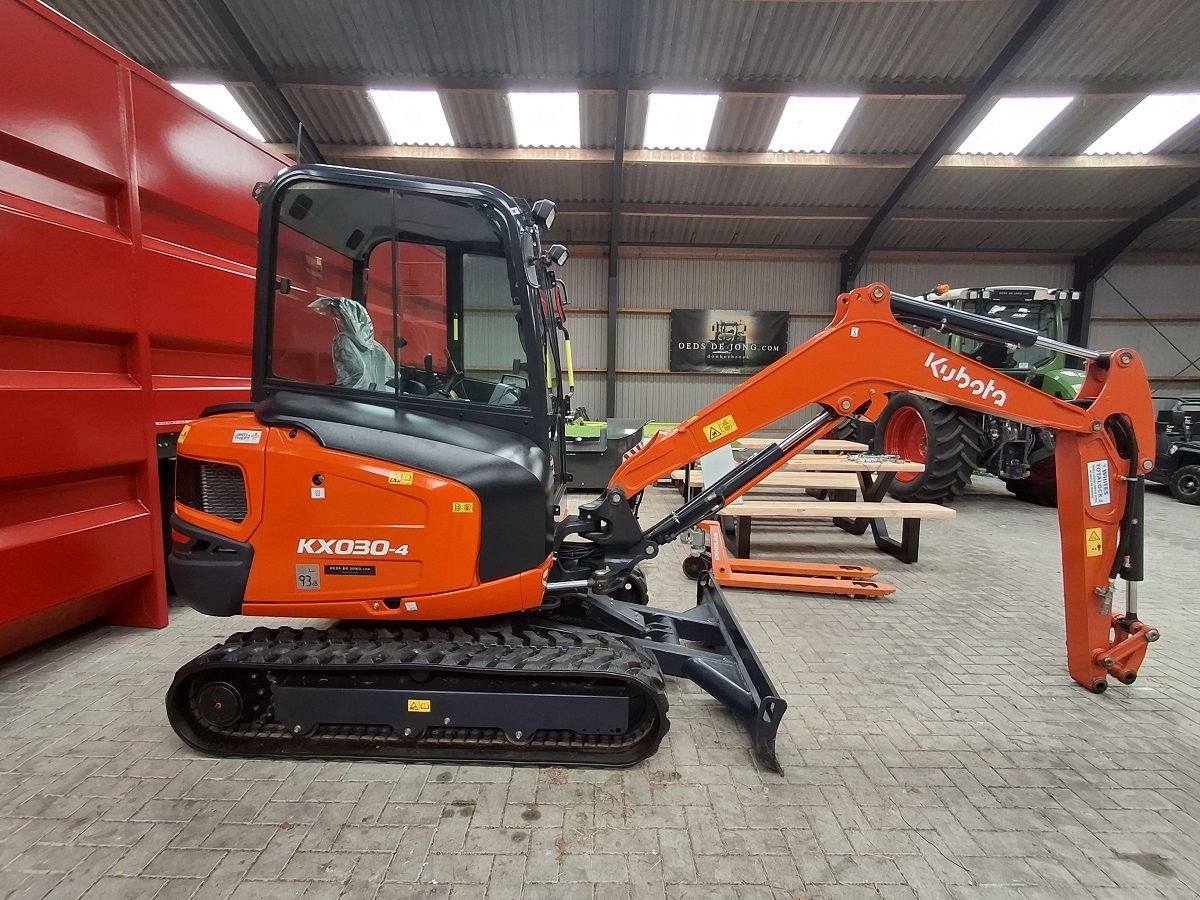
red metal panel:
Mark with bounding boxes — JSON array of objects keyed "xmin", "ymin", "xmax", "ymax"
[
  {"xmin": 0, "ymin": 0, "xmax": 287, "ymax": 654},
  {"xmin": 0, "ymin": 0, "xmax": 127, "ymax": 182}
]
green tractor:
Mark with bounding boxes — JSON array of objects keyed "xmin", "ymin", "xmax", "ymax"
[{"xmin": 870, "ymin": 285, "xmax": 1083, "ymax": 505}]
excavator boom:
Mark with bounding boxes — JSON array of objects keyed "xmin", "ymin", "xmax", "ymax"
[{"xmin": 560, "ymin": 283, "xmax": 1157, "ymax": 695}]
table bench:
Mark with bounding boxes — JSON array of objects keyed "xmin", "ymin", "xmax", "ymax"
[
  {"xmin": 734, "ymin": 437, "xmax": 869, "ymax": 453},
  {"xmin": 719, "ymin": 498, "xmax": 955, "ymax": 564}
]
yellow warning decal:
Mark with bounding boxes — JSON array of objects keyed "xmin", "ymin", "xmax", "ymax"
[
  {"xmin": 388, "ymin": 470, "xmax": 414, "ymax": 485},
  {"xmin": 408, "ymin": 699, "xmax": 431, "ymax": 713},
  {"xmin": 452, "ymin": 501, "xmax": 475, "ymax": 513},
  {"xmin": 702, "ymin": 414, "xmax": 739, "ymax": 443},
  {"xmin": 178, "ymin": 424, "xmax": 191, "ymax": 445},
  {"xmin": 1086, "ymin": 528, "xmax": 1103, "ymax": 557}
]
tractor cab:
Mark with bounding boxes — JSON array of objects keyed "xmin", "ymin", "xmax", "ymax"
[{"xmin": 925, "ymin": 285, "xmax": 1084, "ymax": 399}]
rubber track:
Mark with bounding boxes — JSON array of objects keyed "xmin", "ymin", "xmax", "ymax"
[
  {"xmin": 879, "ymin": 397, "xmax": 984, "ymax": 503},
  {"xmin": 167, "ymin": 622, "xmax": 670, "ymax": 768}
]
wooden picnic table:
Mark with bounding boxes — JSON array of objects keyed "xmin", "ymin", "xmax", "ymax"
[{"xmin": 672, "ymin": 470, "xmax": 861, "ymax": 491}]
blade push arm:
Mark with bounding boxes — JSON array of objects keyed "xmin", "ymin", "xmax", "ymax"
[{"xmin": 558, "ymin": 283, "xmax": 1157, "ymax": 693}]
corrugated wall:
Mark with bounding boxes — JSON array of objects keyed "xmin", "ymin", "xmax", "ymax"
[
  {"xmin": 556, "ymin": 255, "xmax": 1198, "ymax": 424},
  {"xmin": 1090, "ymin": 263, "xmax": 1200, "ymax": 395},
  {"xmin": 576, "ymin": 257, "xmax": 1072, "ymax": 425}
]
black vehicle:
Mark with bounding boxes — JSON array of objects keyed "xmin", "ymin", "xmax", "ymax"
[{"xmin": 1148, "ymin": 397, "xmax": 1200, "ymax": 505}]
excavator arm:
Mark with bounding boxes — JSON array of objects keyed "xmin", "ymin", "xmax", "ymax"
[{"xmin": 555, "ymin": 283, "xmax": 1158, "ymax": 693}]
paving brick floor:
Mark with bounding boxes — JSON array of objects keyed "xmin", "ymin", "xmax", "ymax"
[{"xmin": 2, "ymin": 477, "xmax": 1199, "ymax": 899}]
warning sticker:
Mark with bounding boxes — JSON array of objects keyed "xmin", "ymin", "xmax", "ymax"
[
  {"xmin": 388, "ymin": 471, "xmax": 414, "ymax": 485},
  {"xmin": 178, "ymin": 424, "xmax": 191, "ymax": 445},
  {"xmin": 1087, "ymin": 459, "xmax": 1112, "ymax": 506},
  {"xmin": 1086, "ymin": 528, "xmax": 1103, "ymax": 557},
  {"xmin": 452, "ymin": 501, "xmax": 475, "ymax": 513},
  {"xmin": 702, "ymin": 414, "xmax": 739, "ymax": 443},
  {"xmin": 408, "ymin": 699, "xmax": 431, "ymax": 713}
]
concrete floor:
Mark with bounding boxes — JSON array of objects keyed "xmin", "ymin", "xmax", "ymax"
[{"xmin": 1, "ymin": 478, "xmax": 1199, "ymax": 900}]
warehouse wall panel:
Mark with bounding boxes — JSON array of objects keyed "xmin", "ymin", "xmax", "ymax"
[
  {"xmin": 556, "ymin": 254, "xmax": 1200, "ymax": 425},
  {"xmin": 1091, "ymin": 263, "xmax": 1200, "ymax": 394}
]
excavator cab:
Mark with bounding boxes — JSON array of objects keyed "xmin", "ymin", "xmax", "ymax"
[{"xmin": 172, "ymin": 167, "xmax": 572, "ymax": 622}]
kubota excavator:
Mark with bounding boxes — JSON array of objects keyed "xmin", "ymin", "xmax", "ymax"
[{"xmin": 167, "ymin": 165, "xmax": 1159, "ymax": 772}]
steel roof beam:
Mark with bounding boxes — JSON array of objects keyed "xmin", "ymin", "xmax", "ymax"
[
  {"xmin": 838, "ymin": 0, "xmax": 1072, "ymax": 291},
  {"xmin": 196, "ymin": 0, "xmax": 323, "ymax": 162}
]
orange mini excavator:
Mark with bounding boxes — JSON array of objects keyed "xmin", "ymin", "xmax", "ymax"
[{"xmin": 167, "ymin": 165, "xmax": 1159, "ymax": 771}]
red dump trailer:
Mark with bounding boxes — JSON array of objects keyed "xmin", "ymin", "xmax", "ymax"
[{"xmin": 0, "ymin": 0, "xmax": 287, "ymax": 654}]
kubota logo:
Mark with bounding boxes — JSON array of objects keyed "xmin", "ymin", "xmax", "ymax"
[
  {"xmin": 923, "ymin": 352, "xmax": 1008, "ymax": 408},
  {"xmin": 297, "ymin": 538, "xmax": 410, "ymax": 557}
]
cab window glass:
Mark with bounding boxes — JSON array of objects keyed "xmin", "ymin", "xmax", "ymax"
[{"xmin": 267, "ymin": 181, "xmax": 534, "ymax": 411}]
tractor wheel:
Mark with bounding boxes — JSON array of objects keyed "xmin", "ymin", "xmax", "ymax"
[
  {"xmin": 873, "ymin": 392, "xmax": 982, "ymax": 503},
  {"xmin": 830, "ymin": 416, "xmax": 871, "ymax": 445},
  {"xmin": 1169, "ymin": 464, "xmax": 1200, "ymax": 505},
  {"xmin": 1005, "ymin": 457, "xmax": 1058, "ymax": 507}
]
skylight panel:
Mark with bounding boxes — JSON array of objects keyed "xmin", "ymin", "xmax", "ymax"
[
  {"xmin": 955, "ymin": 96, "xmax": 1073, "ymax": 155},
  {"xmin": 507, "ymin": 92, "xmax": 581, "ymax": 148},
  {"xmin": 1085, "ymin": 93, "xmax": 1200, "ymax": 154},
  {"xmin": 768, "ymin": 96, "xmax": 860, "ymax": 152},
  {"xmin": 643, "ymin": 93, "xmax": 719, "ymax": 150},
  {"xmin": 172, "ymin": 83, "xmax": 264, "ymax": 141},
  {"xmin": 367, "ymin": 89, "xmax": 454, "ymax": 146}
]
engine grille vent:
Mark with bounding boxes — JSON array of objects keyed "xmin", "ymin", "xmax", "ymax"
[{"xmin": 176, "ymin": 459, "xmax": 248, "ymax": 523}]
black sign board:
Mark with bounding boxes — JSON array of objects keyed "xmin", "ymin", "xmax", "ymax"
[{"xmin": 669, "ymin": 309, "xmax": 788, "ymax": 373}]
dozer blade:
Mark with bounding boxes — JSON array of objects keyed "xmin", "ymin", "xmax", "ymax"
[
  {"xmin": 568, "ymin": 573, "xmax": 787, "ymax": 773},
  {"xmin": 167, "ymin": 623, "xmax": 668, "ymax": 768}
]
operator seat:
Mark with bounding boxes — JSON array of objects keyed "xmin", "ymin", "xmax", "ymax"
[{"xmin": 311, "ymin": 297, "xmax": 397, "ymax": 392}]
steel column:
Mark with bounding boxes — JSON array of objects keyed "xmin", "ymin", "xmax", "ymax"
[{"xmin": 605, "ymin": 0, "xmax": 634, "ymax": 417}]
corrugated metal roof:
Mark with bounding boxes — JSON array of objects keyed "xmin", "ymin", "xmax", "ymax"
[
  {"xmin": 620, "ymin": 215, "xmax": 862, "ymax": 247},
  {"xmin": 1020, "ymin": 97, "xmax": 1136, "ymax": 156},
  {"xmin": 833, "ymin": 98, "xmax": 958, "ymax": 155},
  {"xmin": 282, "ymin": 86, "xmax": 389, "ymax": 144},
  {"xmin": 226, "ymin": 0, "xmax": 619, "ymax": 79},
  {"xmin": 1011, "ymin": 0, "xmax": 1200, "ymax": 85},
  {"xmin": 43, "ymin": 0, "xmax": 1200, "ymax": 255},
  {"xmin": 908, "ymin": 166, "xmax": 1200, "ymax": 211},
  {"xmin": 325, "ymin": 156, "xmax": 611, "ymax": 204},
  {"xmin": 876, "ymin": 217, "xmax": 1118, "ymax": 252},
  {"xmin": 440, "ymin": 92, "xmax": 516, "ymax": 148},
  {"xmin": 621, "ymin": 165, "xmax": 904, "ymax": 208},
  {"xmin": 48, "ymin": 0, "xmax": 239, "ymax": 70},
  {"xmin": 1157, "ymin": 118, "xmax": 1200, "ymax": 155},
  {"xmin": 1131, "ymin": 218, "xmax": 1200, "ymax": 251},
  {"xmin": 707, "ymin": 96, "xmax": 788, "ymax": 152},
  {"xmin": 631, "ymin": 0, "xmax": 1029, "ymax": 85}
]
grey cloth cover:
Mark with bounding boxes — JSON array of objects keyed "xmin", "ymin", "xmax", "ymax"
[{"xmin": 311, "ymin": 297, "xmax": 397, "ymax": 391}]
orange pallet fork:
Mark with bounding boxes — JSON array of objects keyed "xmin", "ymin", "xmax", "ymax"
[{"xmin": 699, "ymin": 520, "xmax": 896, "ymax": 599}]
